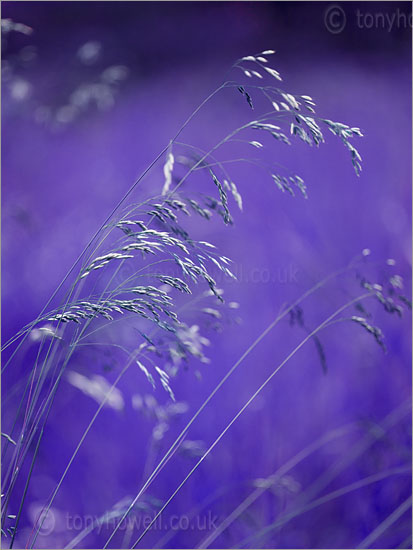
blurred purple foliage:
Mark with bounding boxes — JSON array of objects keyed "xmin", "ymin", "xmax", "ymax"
[{"xmin": 1, "ymin": 2, "xmax": 411, "ymax": 549}]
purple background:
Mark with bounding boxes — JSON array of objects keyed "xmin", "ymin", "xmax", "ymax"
[{"xmin": 2, "ymin": 2, "xmax": 412, "ymax": 548}]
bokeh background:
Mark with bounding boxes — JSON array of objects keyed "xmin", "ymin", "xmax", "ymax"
[{"xmin": 2, "ymin": 2, "xmax": 412, "ymax": 549}]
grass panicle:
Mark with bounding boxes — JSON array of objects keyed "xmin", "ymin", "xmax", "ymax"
[{"xmin": 2, "ymin": 49, "xmax": 410, "ymax": 550}]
